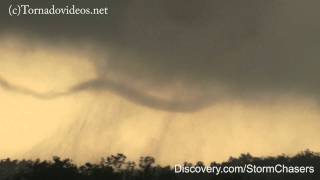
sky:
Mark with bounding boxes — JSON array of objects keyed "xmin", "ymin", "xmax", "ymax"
[{"xmin": 0, "ymin": 0, "xmax": 319, "ymax": 164}]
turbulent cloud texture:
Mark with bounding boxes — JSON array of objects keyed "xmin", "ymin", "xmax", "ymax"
[
  {"xmin": 1, "ymin": 0, "xmax": 319, "ymax": 111},
  {"xmin": 1, "ymin": 0, "xmax": 320, "ymax": 164}
]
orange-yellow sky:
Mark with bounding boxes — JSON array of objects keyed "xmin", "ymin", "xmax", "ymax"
[{"xmin": 0, "ymin": 36, "xmax": 319, "ymax": 165}]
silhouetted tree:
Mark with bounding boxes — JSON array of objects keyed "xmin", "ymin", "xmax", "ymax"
[{"xmin": 0, "ymin": 150, "xmax": 319, "ymax": 180}]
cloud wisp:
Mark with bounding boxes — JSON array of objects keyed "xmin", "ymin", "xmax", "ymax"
[{"xmin": 0, "ymin": 76, "xmax": 213, "ymax": 112}]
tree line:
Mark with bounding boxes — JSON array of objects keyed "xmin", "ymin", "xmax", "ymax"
[{"xmin": 0, "ymin": 150, "xmax": 319, "ymax": 180}]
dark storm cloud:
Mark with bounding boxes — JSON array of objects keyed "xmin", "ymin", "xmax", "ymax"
[{"xmin": 1, "ymin": 0, "xmax": 320, "ymax": 111}]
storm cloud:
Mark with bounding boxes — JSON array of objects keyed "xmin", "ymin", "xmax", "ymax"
[{"xmin": 1, "ymin": 0, "xmax": 320, "ymax": 111}]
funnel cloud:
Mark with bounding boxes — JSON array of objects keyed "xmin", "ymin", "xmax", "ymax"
[{"xmin": 0, "ymin": 76, "xmax": 213, "ymax": 112}]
